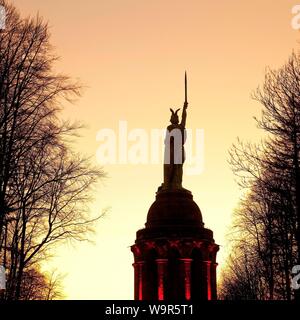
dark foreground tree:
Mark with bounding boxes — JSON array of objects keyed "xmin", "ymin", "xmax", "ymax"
[
  {"xmin": 0, "ymin": 1, "xmax": 104, "ymax": 299},
  {"xmin": 19, "ymin": 268, "xmax": 65, "ymax": 300},
  {"xmin": 221, "ymin": 52, "xmax": 300, "ymax": 300}
]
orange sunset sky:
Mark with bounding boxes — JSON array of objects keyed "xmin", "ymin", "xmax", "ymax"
[{"xmin": 12, "ymin": 0, "xmax": 300, "ymax": 299}]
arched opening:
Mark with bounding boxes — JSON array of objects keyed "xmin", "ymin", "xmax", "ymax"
[
  {"xmin": 143, "ymin": 248, "xmax": 158, "ymax": 300},
  {"xmin": 191, "ymin": 248, "xmax": 205, "ymax": 300},
  {"xmin": 166, "ymin": 248, "xmax": 183, "ymax": 300}
]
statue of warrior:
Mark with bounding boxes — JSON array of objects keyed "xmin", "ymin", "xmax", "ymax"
[
  {"xmin": 161, "ymin": 101, "xmax": 188, "ymax": 190},
  {"xmin": 158, "ymin": 72, "xmax": 189, "ymax": 191}
]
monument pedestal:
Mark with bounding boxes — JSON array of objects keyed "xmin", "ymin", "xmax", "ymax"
[{"xmin": 131, "ymin": 189, "xmax": 219, "ymax": 300}]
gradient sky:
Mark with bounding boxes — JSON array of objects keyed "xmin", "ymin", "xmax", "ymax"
[{"xmin": 12, "ymin": 0, "xmax": 300, "ymax": 299}]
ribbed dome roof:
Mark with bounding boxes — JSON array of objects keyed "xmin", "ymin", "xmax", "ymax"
[{"xmin": 146, "ymin": 189, "xmax": 203, "ymax": 228}]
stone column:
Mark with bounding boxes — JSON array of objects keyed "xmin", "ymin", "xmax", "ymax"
[
  {"xmin": 211, "ymin": 262, "xmax": 218, "ymax": 300},
  {"xmin": 180, "ymin": 258, "xmax": 192, "ymax": 301},
  {"xmin": 156, "ymin": 259, "xmax": 168, "ymax": 300},
  {"xmin": 133, "ymin": 262, "xmax": 144, "ymax": 300},
  {"xmin": 204, "ymin": 261, "xmax": 212, "ymax": 300}
]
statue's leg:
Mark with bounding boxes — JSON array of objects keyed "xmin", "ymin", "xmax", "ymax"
[
  {"xmin": 163, "ymin": 164, "xmax": 170, "ymax": 188},
  {"xmin": 178, "ymin": 165, "xmax": 183, "ymax": 187},
  {"xmin": 172, "ymin": 164, "xmax": 183, "ymax": 189}
]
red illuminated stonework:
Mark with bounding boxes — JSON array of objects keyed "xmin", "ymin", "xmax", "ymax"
[{"xmin": 131, "ymin": 189, "xmax": 219, "ymax": 301}]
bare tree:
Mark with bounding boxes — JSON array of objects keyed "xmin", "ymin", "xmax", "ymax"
[
  {"xmin": 223, "ymin": 52, "xmax": 300, "ymax": 300},
  {"xmin": 0, "ymin": 1, "xmax": 105, "ymax": 299},
  {"xmin": 20, "ymin": 268, "xmax": 65, "ymax": 300}
]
